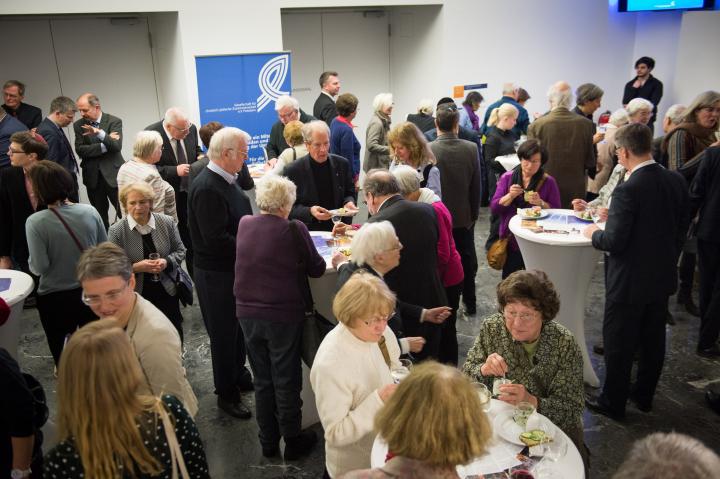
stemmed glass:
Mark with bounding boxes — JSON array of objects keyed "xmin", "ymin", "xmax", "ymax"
[
  {"xmin": 331, "ymin": 214, "xmax": 343, "ymax": 248},
  {"xmin": 148, "ymin": 253, "xmax": 161, "ymax": 282},
  {"xmin": 533, "ymin": 437, "xmax": 568, "ymax": 479},
  {"xmin": 472, "ymin": 382, "xmax": 492, "ymax": 413}
]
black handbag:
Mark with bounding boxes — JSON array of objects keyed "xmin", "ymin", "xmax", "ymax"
[
  {"xmin": 172, "ymin": 264, "xmax": 194, "ymax": 307},
  {"xmin": 288, "ymin": 221, "xmax": 334, "ymax": 368}
]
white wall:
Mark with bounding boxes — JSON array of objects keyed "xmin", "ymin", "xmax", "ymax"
[{"xmin": 674, "ymin": 10, "xmax": 720, "ymax": 106}]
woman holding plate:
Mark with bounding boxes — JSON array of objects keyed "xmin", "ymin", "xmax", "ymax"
[{"xmin": 490, "ymin": 139, "xmax": 561, "ymax": 278}]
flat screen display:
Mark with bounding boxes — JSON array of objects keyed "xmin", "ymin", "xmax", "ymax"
[{"xmin": 619, "ymin": 0, "xmax": 714, "ymax": 11}]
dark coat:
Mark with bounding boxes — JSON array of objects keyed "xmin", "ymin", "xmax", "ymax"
[
  {"xmin": 144, "ymin": 120, "xmax": 202, "ymax": 192},
  {"xmin": 690, "ymin": 146, "xmax": 720, "ymax": 242},
  {"xmin": 2, "ymin": 102, "xmax": 42, "ymax": 129},
  {"xmin": 265, "ymin": 109, "xmax": 315, "ymax": 160},
  {"xmin": 36, "ymin": 118, "xmax": 78, "ymax": 175},
  {"xmin": 0, "ymin": 166, "xmax": 44, "ymax": 264},
  {"xmin": 313, "ymin": 93, "xmax": 337, "ymax": 126},
  {"xmin": 73, "ymin": 112, "xmax": 124, "ymax": 188},
  {"xmin": 406, "ymin": 112, "xmax": 435, "ymax": 133}
]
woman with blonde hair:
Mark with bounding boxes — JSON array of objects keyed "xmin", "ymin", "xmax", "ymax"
[
  {"xmin": 44, "ymin": 319, "xmax": 209, "ymax": 478},
  {"xmin": 341, "ymin": 361, "xmax": 492, "ymax": 478},
  {"xmin": 270, "ymin": 120, "xmax": 307, "ymax": 175},
  {"xmin": 364, "ymin": 93, "xmax": 393, "ymax": 171},
  {"xmin": 388, "ymin": 121, "xmax": 441, "ymax": 197}
]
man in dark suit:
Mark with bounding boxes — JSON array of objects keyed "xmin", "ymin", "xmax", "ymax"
[
  {"xmin": 283, "ymin": 121, "xmax": 356, "ymax": 231},
  {"xmin": 312, "ymin": 71, "xmax": 340, "ymax": 127},
  {"xmin": 430, "ymin": 105, "xmax": 482, "ymax": 316},
  {"xmin": 36, "ymin": 96, "xmax": 80, "ymax": 202},
  {"xmin": 0, "ymin": 110, "xmax": 26, "ymax": 169},
  {"xmin": 188, "ymin": 126, "xmax": 254, "ymax": 419},
  {"xmin": 2, "ymin": 80, "xmax": 42, "ymax": 129},
  {"xmin": 73, "ymin": 93, "xmax": 124, "ymax": 229},
  {"xmin": 146, "ymin": 108, "xmax": 202, "ymax": 276},
  {"xmin": 584, "ymin": 123, "xmax": 690, "ymax": 420},
  {"xmin": 265, "ymin": 95, "xmax": 314, "ymax": 161},
  {"xmin": 364, "ymin": 169, "xmax": 448, "ymax": 360}
]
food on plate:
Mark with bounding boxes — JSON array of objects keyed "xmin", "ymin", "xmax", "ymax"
[
  {"xmin": 519, "ymin": 429, "xmax": 552, "ymax": 447},
  {"xmin": 334, "ymin": 207, "xmax": 346, "ymax": 215},
  {"xmin": 576, "ymin": 210, "xmax": 593, "ymax": 221},
  {"xmin": 338, "ymin": 247, "xmax": 352, "ymax": 257},
  {"xmin": 522, "ymin": 207, "xmax": 543, "ymax": 218}
]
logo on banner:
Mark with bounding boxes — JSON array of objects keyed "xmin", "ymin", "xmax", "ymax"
[{"xmin": 256, "ymin": 54, "xmax": 289, "ymax": 112}]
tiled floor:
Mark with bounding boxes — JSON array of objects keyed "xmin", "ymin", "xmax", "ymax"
[{"xmin": 13, "ymin": 208, "xmax": 720, "ymax": 478}]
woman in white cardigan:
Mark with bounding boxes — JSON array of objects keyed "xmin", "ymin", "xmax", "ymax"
[{"xmin": 310, "ymin": 272, "xmax": 401, "ymax": 478}]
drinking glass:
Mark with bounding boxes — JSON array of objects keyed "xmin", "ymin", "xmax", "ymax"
[
  {"xmin": 331, "ymin": 214, "xmax": 343, "ymax": 247},
  {"xmin": 390, "ymin": 366, "xmax": 410, "ymax": 384},
  {"xmin": 493, "ymin": 378, "xmax": 512, "ymax": 397},
  {"xmin": 399, "ymin": 358, "xmax": 413, "ymax": 370},
  {"xmin": 472, "ymin": 382, "xmax": 492, "ymax": 413},
  {"xmin": 148, "ymin": 253, "xmax": 161, "ymax": 282},
  {"xmin": 513, "ymin": 401, "xmax": 536, "ymax": 429},
  {"xmin": 541, "ymin": 437, "xmax": 568, "ymax": 462}
]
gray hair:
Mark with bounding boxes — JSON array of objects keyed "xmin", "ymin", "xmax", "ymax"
[
  {"xmin": 3, "ymin": 80, "xmax": 25, "ymax": 96},
  {"xmin": 612, "ymin": 432, "xmax": 720, "ymax": 479},
  {"xmin": 49, "ymin": 96, "xmax": 77, "ymax": 114},
  {"xmin": 255, "ymin": 175, "xmax": 296, "ymax": 214},
  {"xmin": 208, "ymin": 127, "xmax": 251, "ymax": 162},
  {"xmin": 417, "ymin": 98, "xmax": 434, "ymax": 116},
  {"xmin": 626, "ymin": 98, "xmax": 654, "ymax": 116},
  {"xmin": 575, "ymin": 83, "xmax": 604, "ymax": 106},
  {"xmin": 609, "ymin": 108, "xmax": 630, "ymax": 127},
  {"xmin": 373, "ymin": 93, "xmax": 394, "ymax": 113},
  {"xmin": 78, "ymin": 93, "xmax": 100, "ymax": 107},
  {"xmin": 502, "ymin": 83, "xmax": 518, "ymax": 95},
  {"xmin": 363, "ymin": 169, "xmax": 400, "ymax": 197},
  {"xmin": 664, "ymin": 104, "xmax": 687, "ymax": 125},
  {"xmin": 274, "ymin": 95, "xmax": 299, "ymax": 112},
  {"xmin": 133, "ymin": 130, "xmax": 163, "ymax": 160},
  {"xmin": 547, "ymin": 82, "xmax": 573, "ymax": 110},
  {"xmin": 391, "ymin": 164, "xmax": 420, "ymax": 196},
  {"xmin": 163, "ymin": 107, "xmax": 189, "ymax": 126},
  {"xmin": 351, "ymin": 221, "xmax": 397, "ymax": 267},
  {"xmin": 77, "ymin": 242, "xmax": 133, "ymax": 283},
  {"xmin": 614, "ymin": 123, "xmax": 653, "ymax": 156},
  {"xmin": 682, "ymin": 90, "xmax": 720, "ymax": 125},
  {"xmin": 301, "ymin": 120, "xmax": 331, "ymax": 143}
]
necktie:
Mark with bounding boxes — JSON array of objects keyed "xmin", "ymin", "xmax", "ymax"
[
  {"xmin": 90, "ymin": 121, "xmax": 100, "ymax": 128},
  {"xmin": 59, "ymin": 125, "xmax": 78, "ymax": 173},
  {"xmin": 175, "ymin": 139, "xmax": 189, "ymax": 192},
  {"xmin": 378, "ymin": 336, "xmax": 391, "ymax": 369}
]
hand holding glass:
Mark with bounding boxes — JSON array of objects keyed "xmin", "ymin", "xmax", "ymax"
[{"xmin": 148, "ymin": 253, "xmax": 161, "ymax": 282}]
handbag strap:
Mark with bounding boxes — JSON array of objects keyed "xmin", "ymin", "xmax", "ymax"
[
  {"xmin": 288, "ymin": 220, "xmax": 315, "ymax": 314},
  {"xmin": 158, "ymin": 401, "xmax": 191, "ymax": 479},
  {"xmin": 48, "ymin": 207, "xmax": 85, "ymax": 252}
]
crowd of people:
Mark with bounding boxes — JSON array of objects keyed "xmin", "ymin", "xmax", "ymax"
[{"xmin": 1, "ymin": 56, "xmax": 719, "ymax": 478}]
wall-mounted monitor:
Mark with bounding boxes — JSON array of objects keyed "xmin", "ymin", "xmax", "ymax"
[{"xmin": 618, "ymin": 0, "xmax": 715, "ymax": 12}]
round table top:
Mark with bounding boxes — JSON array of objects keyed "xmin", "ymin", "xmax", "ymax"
[
  {"xmin": 0, "ymin": 269, "xmax": 35, "ymax": 307},
  {"xmin": 509, "ymin": 208, "xmax": 596, "ymax": 247},
  {"xmin": 371, "ymin": 399, "xmax": 584, "ymax": 478},
  {"xmin": 310, "ymin": 231, "xmax": 344, "ymax": 273}
]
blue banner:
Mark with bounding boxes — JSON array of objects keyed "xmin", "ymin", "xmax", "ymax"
[{"xmin": 195, "ymin": 52, "xmax": 291, "ymax": 165}]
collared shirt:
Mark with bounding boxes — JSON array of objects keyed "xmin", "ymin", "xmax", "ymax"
[
  {"xmin": 163, "ymin": 123, "xmax": 188, "ymax": 162},
  {"xmin": 630, "ymin": 158, "xmax": 656, "ymax": 173},
  {"xmin": 207, "ymin": 160, "xmax": 238, "ymax": 184},
  {"xmin": 93, "ymin": 112, "xmax": 108, "ymax": 153},
  {"xmin": 127, "ymin": 212, "xmax": 156, "ymax": 235},
  {"xmin": 376, "ymin": 194, "xmax": 400, "ymax": 212},
  {"xmin": 321, "ymin": 90, "xmax": 336, "ymax": 102}
]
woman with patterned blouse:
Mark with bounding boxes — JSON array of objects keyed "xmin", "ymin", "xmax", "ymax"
[
  {"xmin": 462, "ymin": 270, "xmax": 587, "ymax": 467},
  {"xmin": 45, "ymin": 319, "xmax": 209, "ymax": 479}
]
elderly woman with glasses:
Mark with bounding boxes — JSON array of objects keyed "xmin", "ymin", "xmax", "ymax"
[
  {"xmin": 108, "ymin": 182, "xmax": 186, "ymax": 340},
  {"xmin": 462, "ymin": 270, "xmax": 586, "ymax": 466},
  {"xmin": 311, "ymin": 272, "xmax": 401, "ymax": 478}
]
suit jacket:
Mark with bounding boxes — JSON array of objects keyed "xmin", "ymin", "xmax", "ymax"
[
  {"xmin": 2, "ymin": 102, "xmax": 42, "ymax": 129},
  {"xmin": 592, "ymin": 162, "xmax": 689, "ymax": 304},
  {"xmin": 73, "ymin": 112, "xmax": 124, "ymax": 188},
  {"xmin": 0, "ymin": 166, "xmax": 45, "ymax": 264},
  {"xmin": 313, "ymin": 93, "xmax": 337, "ymax": 126},
  {"xmin": 36, "ymin": 117, "xmax": 78, "ymax": 175},
  {"xmin": 145, "ymin": 120, "xmax": 202, "ymax": 192},
  {"xmin": 406, "ymin": 112, "xmax": 435, "ymax": 134},
  {"xmin": 283, "ymin": 153, "xmax": 355, "ymax": 230},
  {"xmin": 430, "ymin": 134, "xmax": 481, "ymax": 228},
  {"xmin": 690, "ymin": 146, "xmax": 720, "ymax": 242},
  {"xmin": 368, "ymin": 195, "xmax": 447, "ymax": 309}
]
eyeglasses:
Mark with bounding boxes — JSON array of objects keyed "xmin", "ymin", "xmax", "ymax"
[
  {"xmin": 362, "ymin": 313, "xmax": 392, "ymax": 327},
  {"xmin": 82, "ymin": 281, "xmax": 130, "ymax": 306},
  {"xmin": 503, "ymin": 308, "xmax": 539, "ymax": 324},
  {"xmin": 8, "ymin": 148, "xmax": 25, "ymax": 155},
  {"xmin": 384, "ymin": 241, "xmax": 402, "ymax": 252},
  {"xmin": 169, "ymin": 123, "xmax": 192, "ymax": 133}
]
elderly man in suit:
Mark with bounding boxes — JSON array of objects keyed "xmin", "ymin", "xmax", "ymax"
[
  {"xmin": 364, "ymin": 169, "xmax": 448, "ymax": 360},
  {"xmin": 528, "ymin": 81, "xmax": 596, "ymax": 208},
  {"xmin": 283, "ymin": 121, "xmax": 356, "ymax": 231},
  {"xmin": 145, "ymin": 108, "xmax": 202, "ymax": 276},
  {"xmin": 2, "ymin": 80, "xmax": 42, "ymax": 129},
  {"xmin": 188, "ymin": 127, "xmax": 254, "ymax": 419},
  {"xmin": 313, "ymin": 71, "xmax": 340, "ymax": 127},
  {"xmin": 36, "ymin": 96, "xmax": 80, "ymax": 202},
  {"xmin": 430, "ymin": 104, "xmax": 482, "ymax": 316},
  {"xmin": 584, "ymin": 123, "xmax": 690, "ymax": 420},
  {"xmin": 266, "ymin": 95, "xmax": 315, "ymax": 161},
  {"xmin": 73, "ymin": 93, "xmax": 124, "ymax": 229}
]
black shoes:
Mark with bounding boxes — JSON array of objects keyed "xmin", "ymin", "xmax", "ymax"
[
  {"xmin": 629, "ymin": 393, "xmax": 652, "ymax": 413},
  {"xmin": 677, "ymin": 290, "xmax": 700, "ymax": 317},
  {"xmin": 284, "ymin": 430, "xmax": 318, "ymax": 461},
  {"xmin": 697, "ymin": 344, "xmax": 720, "ymax": 358},
  {"xmin": 706, "ymin": 390, "xmax": 720, "ymax": 415},
  {"xmin": 585, "ymin": 394, "xmax": 625, "ymax": 421},
  {"xmin": 592, "ymin": 343, "xmax": 604, "ymax": 355},
  {"xmin": 262, "ymin": 444, "xmax": 280, "ymax": 458},
  {"xmin": 463, "ymin": 303, "xmax": 477, "ymax": 316},
  {"xmin": 238, "ymin": 377, "xmax": 255, "ymax": 393},
  {"xmin": 217, "ymin": 397, "xmax": 252, "ymax": 419}
]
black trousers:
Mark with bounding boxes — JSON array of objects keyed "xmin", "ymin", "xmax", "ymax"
[
  {"xmin": 68, "ymin": 173, "xmax": 80, "ymax": 203},
  {"xmin": 178, "ymin": 191, "xmax": 194, "ymax": 278},
  {"xmin": 678, "ymin": 251, "xmax": 696, "ymax": 295},
  {"xmin": 438, "ymin": 282, "xmax": 462, "ymax": 366},
  {"xmin": 194, "ymin": 266, "xmax": 251, "ymax": 402},
  {"xmin": 87, "ymin": 175, "xmax": 121, "ymax": 230},
  {"xmin": 600, "ymin": 297, "xmax": 668, "ymax": 413},
  {"xmin": 452, "ymin": 226, "xmax": 478, "ymax": 309},
  {"xmin": 502, "ymin": 248, "xmax": 525, "ymax": 279},
  {"xmin": 36, "ymin": 287, "xmax": 97, "ymax": 364},
  {"xmin": 239, "ymin": 317, "xmax": 303, "ymax": 447},
  {"xmin": 142, "ymin": 278, "xmax": 184, "ymax": 343},
  {"xmin": 698, "ymin": 239, "xmax": 720, "ymax": 349}
]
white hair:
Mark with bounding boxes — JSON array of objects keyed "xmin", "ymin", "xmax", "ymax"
[
  {"xmin": 547, "ymin": 82, "xmax": 573, "ymax": 110},
  {"xmin": 391, "ymin": 164, "xmax": 421, "ymax": 196},
  {"xmin": 609, "ymin": 108, "xmax": 630, "ymax": 127},
  {"xmin": 664, "ymin": 104, "xmax": 687, "ymax": 125},
  {"xmin": 351, "ymin": 221, "xmax": 398, "ymax": 267},
  {"xmin": 373, "ymin": 93, "xmax": 394, "ymax": 113},
  {"xmin": 301, "ymin": 120, "xmax": 330, "ymax": 143},
  {"xmin": 255, "ymin": 175, "xmax": 296, "ymax": 214},
  {"xmin": 274, "ymin": 95, "xmax": 299, "ymax": 112},
  {"xmin": 163, "ymin": 107, "xmax": 189, "ymax": 126},
  {"xmin": 502, "ymin": 83, "xmax": 519, "ymax": 95},
  {"xmin": 208, "ymin": 127, "xmax": 251, "ymax": 162},
  {"xmin": 626, "ymin": 98, "xmax": 654, "ymax": 115},
  {"xmin": 417, "ymin": 98, "xmax": 434, "ymax": 116}
]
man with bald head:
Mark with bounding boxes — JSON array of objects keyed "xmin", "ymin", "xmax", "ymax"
[
  {"xmin": 146, "ymin": 108, "xmax": 202, "ymax": 275},
  {"xmin": 528, "ymin": 81, "xmax": 595, "ymax": 207},
  {"xmin": 480, "ymin": 82, "xmax": 530, "ymax": 138},
  {"xmin": 73, "ymin": 93, "xmax": 124, "ymax": 229}
]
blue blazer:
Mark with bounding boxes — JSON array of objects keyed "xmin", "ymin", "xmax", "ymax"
[{"xmin": 37, "ymin": 118, "xmax": 78, "ymax": 175}]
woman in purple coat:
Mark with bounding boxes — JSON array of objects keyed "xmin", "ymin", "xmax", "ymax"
[{"xmin": 491, "ymin": 139, "xmax": 561, "ymax": 278}]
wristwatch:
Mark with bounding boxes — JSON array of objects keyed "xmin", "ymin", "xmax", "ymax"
[{"xmin": 11, "ymin": 468, "xmax": 32, "ymax": 479}]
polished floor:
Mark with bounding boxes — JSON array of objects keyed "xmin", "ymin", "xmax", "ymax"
[{"xmin": 13, "ymin": 208, "xmax": 720, "ymax": 478}]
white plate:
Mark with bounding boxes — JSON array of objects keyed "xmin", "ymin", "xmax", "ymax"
[
  {"xmin": 493, "ymin": 409, "xmax": 556, "ymax": 446},
  {"xmin": 328, "ymin": 208, "xmax": 359, "ymax": 217},
  {"xmin": 516, "ymin": 208, "xmax": 550, "ymax": 220}
]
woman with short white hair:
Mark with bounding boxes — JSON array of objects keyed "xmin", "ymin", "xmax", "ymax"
[
  {"xmin": 589, "ymin": 108, "xmax": 631, "ymax": 195},
  {"xmin": 233, "ymin": 174, "xmax": 326, "ymax": 460},
  {"xmin": 626, "ymin": 98, "xmax": 655, "ymax": 125},
  {"xmin": 364, "ymin": 93, "xmax": 394, "ymax": 171}
]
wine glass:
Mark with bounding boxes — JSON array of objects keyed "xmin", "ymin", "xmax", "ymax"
[
  {"xmin": 472, "ymin": 382, "xmax": 492, "ymax": 413},
  {"xmin": 148, "ymin": 253, "xmax": 161, "ymax": 282},
  {"xmin": 331, "ymin": 214, "xmax": 343, "ymax": 247}
]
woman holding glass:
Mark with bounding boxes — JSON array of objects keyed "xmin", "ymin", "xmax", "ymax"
[
  {"xmin": 108, "ymin": 182, "xmax": 186, "ymax": 340},
  {"xmin": 388, "ymin": 122, "xmax": 441, "ymax": 198}
]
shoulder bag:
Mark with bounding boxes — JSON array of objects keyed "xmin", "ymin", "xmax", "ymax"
[
  {"xmin": 49, "ymin": 207, "xmax": 85, "ymax": 252},
  {"xmin": 157, "ymin": 401, "xmax": 190, "ymax": 479}
]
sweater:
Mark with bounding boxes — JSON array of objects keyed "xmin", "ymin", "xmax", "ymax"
[
  {"xmin": 330, "ymin": 117, "xmax": 361, "ymax": 179},
  {"xmin": 484, "ymin": 127, "xmax": 517, "ymax": 175},
  {"xmin": 116, "ymin": 159, "xmax": 177, "ymax": 221}
]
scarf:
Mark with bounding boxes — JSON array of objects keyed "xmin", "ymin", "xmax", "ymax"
[
  {"xmin": 662, "ymin": 121, "xmax": 717, "ymax": 158},
  {"xmin": 510, "ymin": 165, "xmax": 545, "ymax": 207},
  {"xmin": 417, "ymin": 187, "xmax": 440, "ymax": 204},
  {"xmin": 463, "ymin": 103, "xmax": 480, "ymax": 131},
  {"xmin": 376, "ymin": 111, "xmax": 391, "ymax": 128}
]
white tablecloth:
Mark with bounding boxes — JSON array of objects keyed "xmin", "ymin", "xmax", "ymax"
[
  {"xmin": 509, "ymin": 209, "xmax": 601, "ymax": 387},
  {"xmin": 0, "ymin": 269, "xmax": 35, "ymax": 361},
  {"xmin": 371, "ymin": 399, "xmax": 584, "ymax": 478}
]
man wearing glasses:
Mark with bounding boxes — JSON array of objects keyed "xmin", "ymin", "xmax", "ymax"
[{"xmin": 146, "ymin": 108, "xmax": 202, "ymax": 276}]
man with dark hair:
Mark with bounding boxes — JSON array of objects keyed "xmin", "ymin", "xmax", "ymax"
[
  {"xmin": 313, "ymin": 71, "xmax": 340, "ymax": 126},
  {"xmin": 623, "ymin": 56, "xmax": 663, "ymax": 131},
  {"xmin": 73, "ymin": 93, "xmax": 124, "ymax": 230},
  {"xmin": 584, "ymin": 123, "xmax": 689, "ymax": 420},
  {"xmin": 2, "ymin": 80, "xmax": 42, "ymax": 129},
  {"xmin": 430, "ymin": 105, "xmax": 482, "ymax": 318},
  {"xmin": 36, "ymin": 96, "xmax": 80, "ymax": 202}
]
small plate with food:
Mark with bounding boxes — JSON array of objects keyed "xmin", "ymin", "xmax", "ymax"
[
  {"xmin": 517, "ymin": 207, "xmax": 549, "ymax": 220},
  {"xmin": 492, "ymin": 409, "xmax": 555, "ymax": 446},
  {"xmin": 573, "ymin": 210, "xmax": 594, "ymax": 222},
  {"xmin": 328, "ymin": 207, "xmax": 359, "ymax": 217}
]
